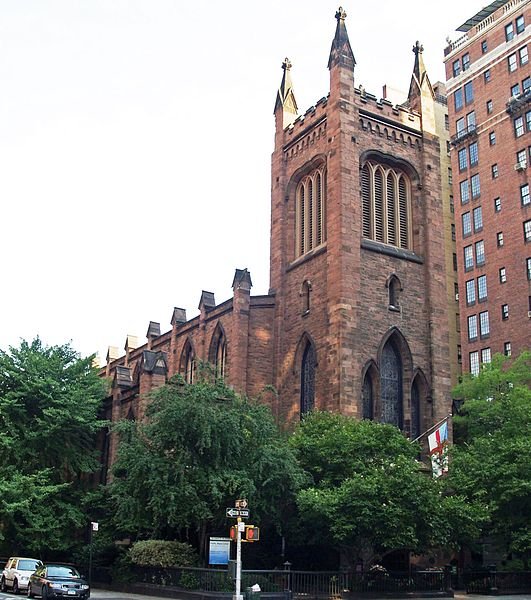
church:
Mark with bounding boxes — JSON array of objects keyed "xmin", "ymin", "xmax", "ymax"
[{"xmin": 100, "ymin": 8, "xmax": 453, "ymax": 476}]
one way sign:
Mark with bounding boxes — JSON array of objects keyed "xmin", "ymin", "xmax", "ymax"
[{"xmin": 226, "ymin": 507, "xmax": 250, "ymax": 518}]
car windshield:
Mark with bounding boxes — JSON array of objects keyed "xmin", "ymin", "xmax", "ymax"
[
  {"xmin": 47, "ymin": 566, "xmax": 80, "ymax": 578},
  {"xmin": 18, "ymin": 560, "xmax": 40, "ymax": 571}
]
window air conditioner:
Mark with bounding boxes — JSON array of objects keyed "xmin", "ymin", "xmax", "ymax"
[
  {"xmin": 514, "ymin": 162, "xmax": 526, "ymax": 171},
  {"xmin": 528, "ymin": 310, "xmax": 531, "ymax": 318},
  {"xmin": 455, "ymin": 293, "xmax": 459, "ymax": 301}
]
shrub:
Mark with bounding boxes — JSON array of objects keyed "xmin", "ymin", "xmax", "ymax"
[{"xmin": 129, "ymin": 540, "xmax": 199, "ymax": 568}]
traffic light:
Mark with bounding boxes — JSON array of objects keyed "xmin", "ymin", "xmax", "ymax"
[
  {"xmin": 229, "ymin": 525, "xmax": 237, "ymax": 541},
  {"xmin": 244, "ymin": 525, "xmax": 260, "ymax": 541}
]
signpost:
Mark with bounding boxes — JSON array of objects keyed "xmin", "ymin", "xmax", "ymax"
[
  {"xmin": 226, "ymin": 499, "xmax": 249, "ymax": 600},
  {"xmin": 226, "ymin": 508, "xmax": 250, "ymax": 518}
]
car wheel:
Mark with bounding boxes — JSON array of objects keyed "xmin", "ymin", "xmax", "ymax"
[
  {"xmin": 13, "ymin": 579, "xmax": 19, "ymax": 594},
  {"xmin": 41, "ymin": 585, "xmax": 48, "ymax": 599},
  {"xmin": 27, "ymin": 582, "xmax": 35, "ymax": 598},
  {"xmin": 0, "ymin": 577, "xmax": 6, "ymax": 592}
]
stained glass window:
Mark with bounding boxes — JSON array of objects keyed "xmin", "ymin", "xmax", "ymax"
[
  {"xmin": 380, "ymin": 342, "xmax": 402, "ymax": 429},
  {"xmin": 301, "ymin": 343, "xmax": 316, "ymax": 417}
]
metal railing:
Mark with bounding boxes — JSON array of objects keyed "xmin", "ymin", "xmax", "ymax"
[{"xmin": 464, "ymin": 570, "xmax": 531, "ymax": 594}]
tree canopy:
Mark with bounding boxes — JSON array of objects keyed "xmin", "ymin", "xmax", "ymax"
[
  {"xmin": 289, "ymin": 411, "xmax": 482, "ymax": 568},
  {"xmin": 447, "ymin": 352, "xmax": 531, "ymax": 564},
  {"xmin": 0, "ymin": 338, "xmax": 107, "ymax": 555},
  {"xmin": 110, "ymin": 370, "xmax": 305, "ymax": 560}
]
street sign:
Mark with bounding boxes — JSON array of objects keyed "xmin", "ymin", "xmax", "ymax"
[
  {"xmin": 226, "ymin": 507, "xmax": 250, "ymax": 518},
  {"xmin": 235, "ymin": 498, "xmax": 248, "ymax": 509},
  {"xmin": 91, "ymin": 522, "xmax": 99, "ymax": 532}
]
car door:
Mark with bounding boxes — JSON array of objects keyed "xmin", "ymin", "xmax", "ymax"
[{"xmin": 5, "ymin": 559, "xmax": 15, "ymax": 588}]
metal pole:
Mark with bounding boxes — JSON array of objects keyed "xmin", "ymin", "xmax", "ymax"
[
  {"xmin": 410, "ymin": 413, "xmax": 451, "ymax": 444},
  {"xmin": 234, "ymin": 517, "xmax": 243, "ymax": 600},
  {"xmin": 88, "ymin": 526, "xmax": 93, "ymax": 589}
]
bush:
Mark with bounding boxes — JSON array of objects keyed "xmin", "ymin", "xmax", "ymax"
[{"xmin": 129, "ymin": 540, "xmax": 199, "ymax": 568}]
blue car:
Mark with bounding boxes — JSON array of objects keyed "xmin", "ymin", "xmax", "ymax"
[{"xmin": 27, "ymin": 564, "xmax": 90, "ymax": 599}]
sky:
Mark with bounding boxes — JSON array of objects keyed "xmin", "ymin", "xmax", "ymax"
[{"xmin": 0, "ymin": 0, "xmax": 488, "ymax": 364}]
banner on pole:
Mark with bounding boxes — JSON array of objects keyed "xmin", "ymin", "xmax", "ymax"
[{"xmin": 428, "ymin": 420, "xmax": 449, "ymax": 478}]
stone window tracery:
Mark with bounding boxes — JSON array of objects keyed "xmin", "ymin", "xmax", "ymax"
[
  {"xmin": 361, "ymin": 161, "xmax": 411, "ymax": 249},
  {"xmin": 295, "ymin": 166, "xmax": 327, "ymax": 257}
]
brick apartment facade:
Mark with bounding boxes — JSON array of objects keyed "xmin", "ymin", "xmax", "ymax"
[
  {"xmin": 100, "ymin": 8, "xmax": 454, "ymax": 479},
  {"xmin": 444, "ymin": 0, "xmax": 531, "ymax": 375}
]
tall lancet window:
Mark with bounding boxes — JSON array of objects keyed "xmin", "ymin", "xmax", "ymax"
[
  {"xmin": 411, "ymin": 379, "xmax": 421, "ymax": 441},
  {"xmin": 362, "ymin": 372, "xmax": 374, "ymax": 420},
  {"xmin": 296, "ymin": 166, "xmax": 327, "ymax": 257},
  {"xmin": 380, "ymin": 341, "xmax": 403, "ymax": 428},
  {"xmin": 300, "ymin": 342, "xmax": 316, "ymax": 417},
  {"xmin": 214, "ymin": 332, "xmax": 227, "ymax": 380},
  {"xmin": 181, "ymin": 341, "xmax": 196, "ymax": 384},
  {"xmin": 361, "ymin": 161, "xmax": 411, "ymax": 250}
]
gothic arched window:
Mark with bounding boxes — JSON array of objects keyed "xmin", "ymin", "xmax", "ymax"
[
  {"xmin": 214, "ymin": 332, "xmax": 227, "ymax": 380},
  {"xmin": 181, "ymin": 342, "xmax": 196, "ymax": 384},
  {"xmin": 296, "ymin": 166, "xmax": 327, "ymax": 257},
  {"xmin": 380, "ymin": 341, "xmax": 403, "ymax": 428},
  {"xmin": 301, "ymin": 280, "xmax": 312, "ymax": 314},
  {"xmin": 411, "ymin": 379, "xmax": 421, "ymax": 440},
  {"xmin": 362, "ymin": 371, "xmax": 373, "ymax": 420},
  {"xmin": 361, "ymin": 161, "xmax": 411, "ymax": 249},
  {"xmin": 388, "ymin": 275, "xmax": 401, "ymax": 309},
  {"xmin": 300, "ymin": 342, "xmax": 316, "ymax": 417}
]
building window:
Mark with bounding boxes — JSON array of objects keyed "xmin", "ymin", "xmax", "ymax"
[
  {"xmin": 506, "ymin": 22, "xmax": 514, "ymax": 42},
  {"xmin": 456, "ymin": 117, "xmax": 465, "ymax": 136},
  {"xmin": 515, "ymin": 116, "xmax": 525, "ymax": 137},
  {"xmin": 300, "ymin": 342, "xmax": 316, "ymax": 417},
  {"xmin": 477, "ymin": 274, "xmax": 487, "ymax": 302},
  {"xmin": 462, "ymin": 53, "xmax": 470, "ymax": 71},
  {"xmin": 468, "ymin": 314, "xmax": 478, "ymax": 341},
  {"xmin": 448, "ymin": 167, "xmax": 453, "ymax": 185},
  {"xmin": 516, "ymin": 15, "xmax": 525, "ymax": 34},
  {"xmin": 388, "ymin": 276, "xmax": 401, "ymax": 309},
  {"xmin": 451, "ymin": 224, "xmax": 456, "ymax": 241},
  {"xmin": 445, "ymin": 114, "xmax": 449, "ymax": 130},
  {"xmin": 527, "ymin": 110, "xmax": 531, "ymax": 132},
  {"xmin": 453, "ymin": 252, "xmax": 458, "ymax": 271},
  {"xmin": 523, "ymin": 76, "xmax": 531, "ymax": 92},
  {"xmin": 450, "ymin": 195, "xmax": 455, "ymax": 214},
  {"xmin": 362, "ymin": 371, "xmax": 374, "ymax": 420},
  {"xmin": 521, "ymin": 184, "xmax": 530, "ymax": 207},
  {"xmin": 454, "ymin": 88, "xmax": 463, "ymax": 111},
  {"xmin": 380, "ymin": 341, "xmax": 403, "ymax": 429},
  {"xmin": 484, "ymin": 69, "xmax": 491, "ymax": 83},
  {"xmin": 460, "ymin": 179, "xmax": 470, "ymax": 204},
  {"xmin": 504, "ymin": 342, "xmax": 512, "ymax": 357},
  {"xmin": 464, "ymin": 245, "xmax": 474, "ymax": 271},
  {"xmin": 516, "ymin": 149, "xmax": 527, "ymax": 168},
  {"xmin": 452, "ymin": 59, "xmax": 461, "ymax": 77},
  {"xmin": 479, "ymin": 311, "xmax": 490, "ymax": 338},
  {"xmin": 411, "ymin": 380, "xmax": 421, "ymax": 441},
  {"xmin": 301, "ymin": 280, "xmax": 312, "ymax": 314},
  {"xmin": 456, "ymin": 312, "xmax": 460, "ymax": 332},
  {"xmin": 464, "ymin": 81, "xmax": 474, "ymax": 104},
  {"xmin": 481, "ymin": 40, "xmax": 488, "ymax": 53},
  {"xmin": 497, "ymin": 231, "xmax": 504, "ymax": 247},
  {"xmin": 469, "ymin": 142, "xmax": 478, "ymax": 166},
  {"xmin": 502, "ymin": 304, "xmax": 509, "ymax": 320},
  {"xmin": 446, "ymin": 140, "xmax": 451, "ymax": 154},
  {"xmin": 473, "ymin": 206, "xmax": 483, "ymax": 232},
  {"xmin": 361, "ymin": 161, "xmax": 411, "ymax": 249},
  {"xmin": 211, "ymin": 330, "xmax": 227, "ymax": 380},
  {"xmin": 489, "ymin": 131, "xmax": 496, "ymax": 145},
  {"xmin": 499, "ymin": 267, "xmax": 507, "ymax": 283},
  {"xmin": 524, "ymin": 220, "xmax": 531, "ymax": 242},
  {"xmin": 508, "ymin": 53, "xmax": 518, "ymax": 73},
  {"xmin": 462, "ymin": 212, "xmax": 472, "ymax": 237},
  {"xmin": 458, "ymin": 147, "xmax": 468, "ymax": 171},
  {"xmin": 458, "ymin": 344, "xmax": 462, "ymax": 363},
  {"xmin": 481, "ymin": 347, "xmax": 491, "ymax": 364},
  {"xmin": 471, "ymin": 174, "xmax": 481, "ymax": 198},
  {"xmin": 470, "ymin": 351, "xmax": 480, "ymax": 376},
  {"xmin": 494, "ymin": 197, "xmax": 501, "ymax": 212},
  {"xmin": 486, "ymin": 99, "xmax": 493, "ymax": 114},
  {"xmin": 527, "ymin": 257, "xmax": 531, "ymax": 280},
  {"xmin": 475, "ymin": 240, "xmax": 485, "ymax": 266},
  {"xmin": 454, "ymin": 282, "xmax": 459, "ymax": 302},
  {"xmin": 467, "ymin": 111, "xmax": 476, "ymax": 129},
  {"xmin": 296, "ymin": 165, "xmax": 327, "ymax": 257},
  {"xmin": 181, "ymin": 342, "xmax": 196, "ymax": 384},
  {"xmin": 466, "ymin": 279, "xmax": 476, "ymax": 305},
  {"xmin": 520, "ymin": 46, "xmax": 529, "ymax": 65},
  {"xmin": 511, "ymin": 83, "xmax": 520, "ymax": 97},
  {"xmin": 491, "ymin": 164, "xmax": 499, "ymax": 178}
]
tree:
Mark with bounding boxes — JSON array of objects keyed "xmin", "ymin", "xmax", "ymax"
[
  {"xmin": 0, "ymin": 338, "xmax": 107, "ymax": 555},
  {"xmin": 289, "ymin": 411, "xmax": 481, "ymax": 568},
  {"xmin": 447, "ymin": 352, "xmax": 531, "ymax": 565},
  {"xmin": 110, "ymin": 369, "xmax": 305, "ymax": 561}
]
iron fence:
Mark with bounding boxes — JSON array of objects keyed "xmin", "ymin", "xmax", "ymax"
[{"xmin": 464, "ymin": 570, "xmax": 531, "ymax": 594}]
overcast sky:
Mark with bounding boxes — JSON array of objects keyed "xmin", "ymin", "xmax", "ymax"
[{"xmin": 0, "ymin": 0, "xmax": 487, "ymax": 364}]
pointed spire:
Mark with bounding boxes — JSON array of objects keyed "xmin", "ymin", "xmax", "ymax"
[
  {"xmin": 274, "ymin": 58, "xmax": 298, "ymax": 128},
  {"xmin": 407, "ymin": 41, "xmax": 436, "ymax": 133},
  {"xmin": 408, "ymin": 41, "xmax": 435, "ymax": 105},
  {"xmin": 328, "ymin": 7, "xmax": 355, "ymax": 70}
]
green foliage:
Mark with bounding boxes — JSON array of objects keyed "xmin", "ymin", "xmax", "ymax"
[
  {"xmin": 447, "ymin": 351, "xmax": 531, "ymax": 561},
  {"xmin": 129, "ymin": 540, "xmax": 198, "ymax": 567},
  {"xmin": 0, "ymin": 337, "xmax": 107, "ymax": 554},
  {"xmin": 290, "ymin": 411, "xmax": 479, "ymax": 566},
  {"xmin": 110, "ymin": 372, "xmax": 305, "ymax": 559}
]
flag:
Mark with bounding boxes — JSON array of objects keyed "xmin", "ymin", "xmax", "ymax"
[{"xmin": 428, "ymin": 420, "xmax": 449, "ymax": 478}]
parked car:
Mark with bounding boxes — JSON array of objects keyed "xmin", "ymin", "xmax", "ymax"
[
  {"xmin": 1, "ymin": 557, "xmax": 41, "ymax": 594},
  {"xmin": 27, "ymin": 564, "xmax": 90, "ymax": 599}
]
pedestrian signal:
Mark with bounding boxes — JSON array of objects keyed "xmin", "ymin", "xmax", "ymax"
[
  {"xmin": 244, "ymin": 525, "xmax": 260, "ymax": 541},
  {"xmin": 229, "ymin": 525, "xmax": 237, "ymax": 541}
]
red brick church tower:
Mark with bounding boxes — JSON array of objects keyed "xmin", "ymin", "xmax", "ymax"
[
  {"xmin": 100, "ymin": 8, "xmax": 452, "ymax": 475},
  {"xmin": 269, "ymin": 8, "xmax": 451, "ymax": 436}
]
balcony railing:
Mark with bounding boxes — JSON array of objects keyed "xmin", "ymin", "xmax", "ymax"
[
  {"xmin": 506, "ymin": 87, "xmax": 531, "ymax": 115},
  {"xmin": 450, "ymin": 125, "xmax": 477, "ymax": 146}
]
